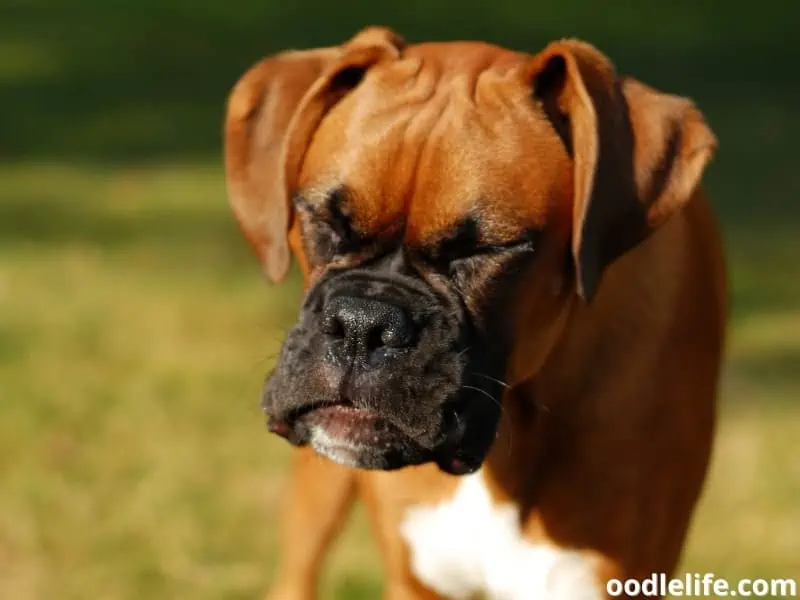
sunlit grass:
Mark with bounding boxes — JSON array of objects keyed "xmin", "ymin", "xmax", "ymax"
[
  {"xmin": 0, "ymin": 162, "xmax": 797, "ymax": 599},
  {"xmin": 2, "ymin": 0, "xmax": 798, "ymax": 596},
  {"xmin": 0, "ymin": 162, "xmax": 387, "ymax": 600}
]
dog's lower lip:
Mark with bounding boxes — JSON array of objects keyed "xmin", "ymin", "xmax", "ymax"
[
  {"xmin": 283, "ymin": 400, "xmax": 373, "ymax": 425},
  {"xmin": 304, "ymin": 403, "xmax": 378, "ymax": 422}
]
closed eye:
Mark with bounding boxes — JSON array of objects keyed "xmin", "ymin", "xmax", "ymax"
[
  {"xmin": 295, "ymin": 189, "xmax": 368, "ymax": 256},
  {"xmin": 420, "ymin": 215, "xmax": 540, "ymax": 267},
  {"xmin": 472, "ymin": 237, "xmax": 538, "ymax": 255},
  {"xmin": 303, "ymin": 215, "xmax": 367, "ymax": 258},
  {"xmin": 423, "ymin": 235, "xmax": 539, "ymax": 274}
]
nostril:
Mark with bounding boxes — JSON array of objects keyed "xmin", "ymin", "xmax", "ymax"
[
  {"xmin": 379, "ymin": 321, "xmax": 412, "ymax": 348},
  {"xmin": 322, "ymin": 314, "xmax": 345, "ymax": 338},
  {"xmin": 367, "ymin": 327, "xmax": 386, "ymax": 352}
]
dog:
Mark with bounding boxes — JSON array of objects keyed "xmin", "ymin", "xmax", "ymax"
[{"xmin": 224, "ymin": 26, "xmax": 726, "ymax": 600}]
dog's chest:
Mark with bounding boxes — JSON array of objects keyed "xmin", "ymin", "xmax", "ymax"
[{"xmin": 399, "ymin": 472, "xmax": 602, "ymax": 600}]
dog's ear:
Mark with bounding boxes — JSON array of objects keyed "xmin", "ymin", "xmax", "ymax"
[
  {"xmin": 224, "ymin": 27, "xmax": 404, "ymax": 283},
  {"xmin": 528, "ymin": 40, "xmax": 717, "ymax": 301}
]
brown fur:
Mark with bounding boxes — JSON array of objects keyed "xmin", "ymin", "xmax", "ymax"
[{"xmin": 224, "ymin": 27, "xmax": 726, "ymax": 600}]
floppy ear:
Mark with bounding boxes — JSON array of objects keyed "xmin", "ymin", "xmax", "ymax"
[
  {"xmin": 224, "ymin": 27, "xmax": 404, "ymax": 283},
  {"xmin": 529, "ymin": 40, "xmax": 717, "ymax": 301}
]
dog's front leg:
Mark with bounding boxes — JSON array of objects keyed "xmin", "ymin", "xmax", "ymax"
[{"xmin": 266, "ymin": 447, "xmax": 357, "ymax": 600}]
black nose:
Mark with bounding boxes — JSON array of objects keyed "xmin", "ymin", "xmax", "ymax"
[{"xmin": 323, "ymin": 296, "xmax": 414, "ymax": 361}]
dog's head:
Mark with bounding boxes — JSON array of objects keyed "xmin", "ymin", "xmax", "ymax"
[{"xmin": 224, "ymin": 27, "xmax": 716, "ymax": 474}]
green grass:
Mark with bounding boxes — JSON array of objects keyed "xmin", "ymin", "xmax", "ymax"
[{"xmin": 1, "ymin": 1, "xmax": 799, "ymax": 599}]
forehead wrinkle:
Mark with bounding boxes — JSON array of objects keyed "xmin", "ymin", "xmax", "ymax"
[
  {"xmin": 300, "ymin": 42, "xmax": 555, "ymax": 246},
  {"xmin": 404, "ymin": 95, "xmax": 485, "ymax": 246},
  {"xmin": 400, "ymin": 57, "xmax": 535, "ymax": 243},
  {"xmin": 322, "ymin": 56, "xmax": 450, "ymax": 237}
]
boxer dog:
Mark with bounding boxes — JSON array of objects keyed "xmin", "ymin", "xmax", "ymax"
[{"xmin": 224, "ymin": 27, "xmax": 726, "ymax": 600}]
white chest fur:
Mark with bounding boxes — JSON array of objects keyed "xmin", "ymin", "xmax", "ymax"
[{"xmin": 400, "ymin": 472, "xmax": 602, "ymax": 600}]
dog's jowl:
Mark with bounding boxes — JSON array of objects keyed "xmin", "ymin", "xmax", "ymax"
[{"xmin": 224, "ymin": 26, "xmax": 726, "ymax": 600}]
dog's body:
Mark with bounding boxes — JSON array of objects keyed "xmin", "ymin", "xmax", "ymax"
[{"xmin": 224, "ymin": 28, "xmax": 726, "ymax": 600}]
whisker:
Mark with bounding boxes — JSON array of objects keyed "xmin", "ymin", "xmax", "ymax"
[
  {"xmin": 455, "ymin": 346, "xmax": 472, "ymax": 360},
  {"xmin": 248, "ymin": 353, "xmax": 279, "ymax": 370},
  {"xmin": 460, "ymin": 384, "xmax": 502, "ymax": 409},
  {"xmin": 452, "ymin": 408, "xmax": 462, "ymax": 432},
  {"xmin": 460, "ymin": 384, "xmax": 514, "ymax": 456},
  {"xmin": 470, "ymin": 372, "xmax": 510, "ymax": 389}
]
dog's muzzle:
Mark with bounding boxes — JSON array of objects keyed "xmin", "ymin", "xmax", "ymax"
[{"xmin": 261, "ymin": 270, "xmax": 503, "ymax": 475}]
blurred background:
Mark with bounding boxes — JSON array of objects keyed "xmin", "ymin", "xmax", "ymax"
[{"xmin": 1, "ymin": 1, "xmax": 798, "ymax": 598}]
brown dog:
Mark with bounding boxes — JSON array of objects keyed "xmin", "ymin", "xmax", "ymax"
[{"xmin": 224, "ymin": 27, "xmax": 726, "ymax": 600}]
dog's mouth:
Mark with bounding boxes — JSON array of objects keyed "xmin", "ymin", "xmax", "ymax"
[
  {"xmin": 266, "ymin": 398, "xmax": 421, "ymax": 467},
  {"xmin": 266, "ymin": 396, "xmax": 485, "ymax": 475},
  {"xmin": 295, "ymin": 402, "xmax": 382, "ymax": 441},
  {"xmin": 268, "ymin": 398, "xmax": 374, "ymax": 439}
]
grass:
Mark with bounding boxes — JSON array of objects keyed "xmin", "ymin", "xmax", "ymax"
[
  {"xmin": 1, "ymin": 1, "xmax": 799, "ymax": 599},
  {"xmin": 0, "ymin": 161, "xmax": 386, "ymax": 600}
]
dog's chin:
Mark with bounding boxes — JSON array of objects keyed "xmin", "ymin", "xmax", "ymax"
[
  {"xmin": 267, "ymin": 402, "xmax": 487, "ymax": 475},
  {"xmin": 302, "ymin": 404, "xmax": 426, "ymax": 470}
]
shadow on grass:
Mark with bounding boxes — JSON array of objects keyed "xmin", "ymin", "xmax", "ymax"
[
  {"xmin": 0, "ymin": 192, "xmax": 238, "ymax": 250},
  {"xmin": 726, "ymin": 346, "xmax": 800, "ymax": 406},
  {"xmin": 2, "ymin": 1, "xmax": 798, "ymax": 311},
  {"xmin": 735, "ymin": 348, "xmax": 800, "ymax": 389},
  {"xmin": 2, "ymin": 1, "xmax": 799, "ymax": 221}
]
